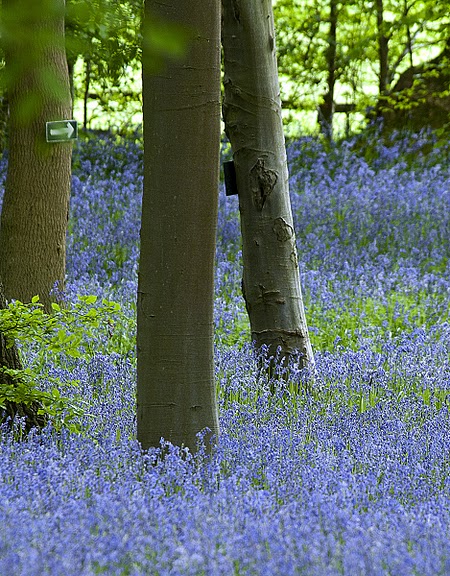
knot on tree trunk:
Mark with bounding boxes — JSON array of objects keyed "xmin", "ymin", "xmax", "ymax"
[{"xmin": 250, "ymin": 158, "xmax": 278, "ymax": 211}]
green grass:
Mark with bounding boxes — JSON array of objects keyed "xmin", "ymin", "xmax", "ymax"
[{"xmin": 305, "ymin": 289, "xmax": 449, "ymax": 352}]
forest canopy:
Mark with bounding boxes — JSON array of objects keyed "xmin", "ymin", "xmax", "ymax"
[{"xmin": 0, "ymin": 0, "xmax": 447, "ymax": 136}]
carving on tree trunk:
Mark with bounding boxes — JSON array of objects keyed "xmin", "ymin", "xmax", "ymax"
[
  {"xmin": 272, "ymin": 217, "xmax": 294, "ymax": 242},
  {"xmin": 250, "ymin": 158, "xmax": 278, "ymax": 211}
]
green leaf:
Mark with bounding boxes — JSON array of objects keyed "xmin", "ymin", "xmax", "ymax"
[{"xmin": 84, "ymin": 295, "xmax": 98, "ymax": 305}]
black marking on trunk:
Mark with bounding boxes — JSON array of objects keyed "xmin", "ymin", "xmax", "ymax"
[{"xmin": 224, "ymin": 160, "xmax": 238, "ymax": 196}]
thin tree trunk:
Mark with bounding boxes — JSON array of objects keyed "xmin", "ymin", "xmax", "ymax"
[
  {"xmin": 83, "ymin": 59, "xmax": 91, "ymax": 129},
  {"xmin": 0, "ymin": 0, "xmax": 73, "ymax": 312},
  {"xmin": 222, "ymin": 0, "xmax": 314, "ymax": 371},
  {"xmin": 67, "ymin": 56, "xmax": 76, "ymax": 118},
  {"xmin": 376, "ymin": 0, "xmax": 390, "ymax": 99},
  {"xmin": 319, "ymin": 0, "xmax": 338, "ymax": 139},
  {"xmin": 137, "ymin": 0, "xmax": 221, "ymax": 452}
]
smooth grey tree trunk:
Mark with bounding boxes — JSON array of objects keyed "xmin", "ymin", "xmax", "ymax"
[
  {"xmin": 0, "ymin": 0, "xmax": 73, "ymax": 312},
  {"xmin": 137, "ymin": 0, "xmax": 221, "ymax": 452},
  {"xmin": 222, "ymin": 0, "xmax": 314, "ymax": 370}
]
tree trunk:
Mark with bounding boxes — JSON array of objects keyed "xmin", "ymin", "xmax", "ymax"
[
  {"xmin": 0, "ymin": 0, "xmax": 73, "ymax": 312},
  {"xmin": 222, "ymin": 0, "xmax": 314, "ymax": 370},
  {"xmin": 376, "ymin": 0, "xmax": 390, "ymax": 100},
  {"xmin": 379, "ymin": 38, "xmax": 450, "ymax": 132},
  {"xmin": 319, "ymin": 0, "xmax": 338, "ymax": 139},
  {"xmin": 83, "ymin": 59, "xmax": 91, "ymax": 129},
  {"xmin": 67, "ymin": 56, "xmax": 76, "ymax": 118},
  {"xmin": 137, "ymin": 0, "xmax": 221, "ymax": 452},
  {"xmin": 0, "ymin": 282, "xmax": 46, "ymax": 433}
]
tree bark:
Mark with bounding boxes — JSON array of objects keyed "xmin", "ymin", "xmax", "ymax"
[
  {"xmin": 222, "ymin": 0, "xmax": 314, "ymax": 370},
  {"xmin": 0, "ymin": 95, "xmax": 8, "ymax": 154},
  {"xmin": 0, "ymin": 0, "xmax": 73, "ymax": 312},
  {"xmin": 137, "ymin": 0, "xmax": 221, "ymax": 452}
]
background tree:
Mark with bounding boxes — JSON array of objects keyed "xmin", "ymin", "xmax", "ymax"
[
  {"xmin": 318, "ymin": 0, "xmax": 339, "ymax": 138},
  {"xmin": 375, "ymin": 0, "xmax": 389, "ymax": 103},
  {"xmin": 274, "ymin": 0, "xmax": 450, "ymax": 136},
  {"xmin": 222, "ymin": 0, "xmax": 314, "ymax": 370},
  {"xmin": 0, "ymin": 0, "xmax": 73, "ymax": 311},
  {"xmin": 274, "ymin": 0, "xmax": 327, "ymax": 123},
  {"xmin": 137, "ymin": 0, "xmax": 221, "ymax": 452},
  {"xmin": 65, "ymin": 0, "xmax": 142, "ymax": 129},
  {"xmin": 380, "ymin": 36, "xmax": 450, "ymax": 131}
]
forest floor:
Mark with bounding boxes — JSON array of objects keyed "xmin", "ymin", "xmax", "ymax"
[{"xmin": 0, "ymin": 128, "xmax": 449, "ymax": 575}]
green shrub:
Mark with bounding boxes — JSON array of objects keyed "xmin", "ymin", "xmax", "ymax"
[{"xmin": 0, "ymin": 295, "xmax": 123, "ymax": 433}]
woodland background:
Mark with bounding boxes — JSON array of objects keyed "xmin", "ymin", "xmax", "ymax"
[{"xmin": 0, "ymin": 0, "xmax": 442, "ymax": 138}]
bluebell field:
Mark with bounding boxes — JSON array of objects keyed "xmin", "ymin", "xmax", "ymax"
[{"xmin": 1, "ymin": 129, "xmax": 450, "ymax": 575}]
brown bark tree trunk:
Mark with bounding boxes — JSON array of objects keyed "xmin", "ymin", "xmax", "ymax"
[
  {"xmin": 0, "ymin": 0, "xmax": 73, "ymax": 312},
  {"xmin": 137, "ymin": 0, "xmax": 221, "ymax": 452},
  {"xmin": 222, "ymin": 0, "xmax": 314, "ymax": 372}
]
